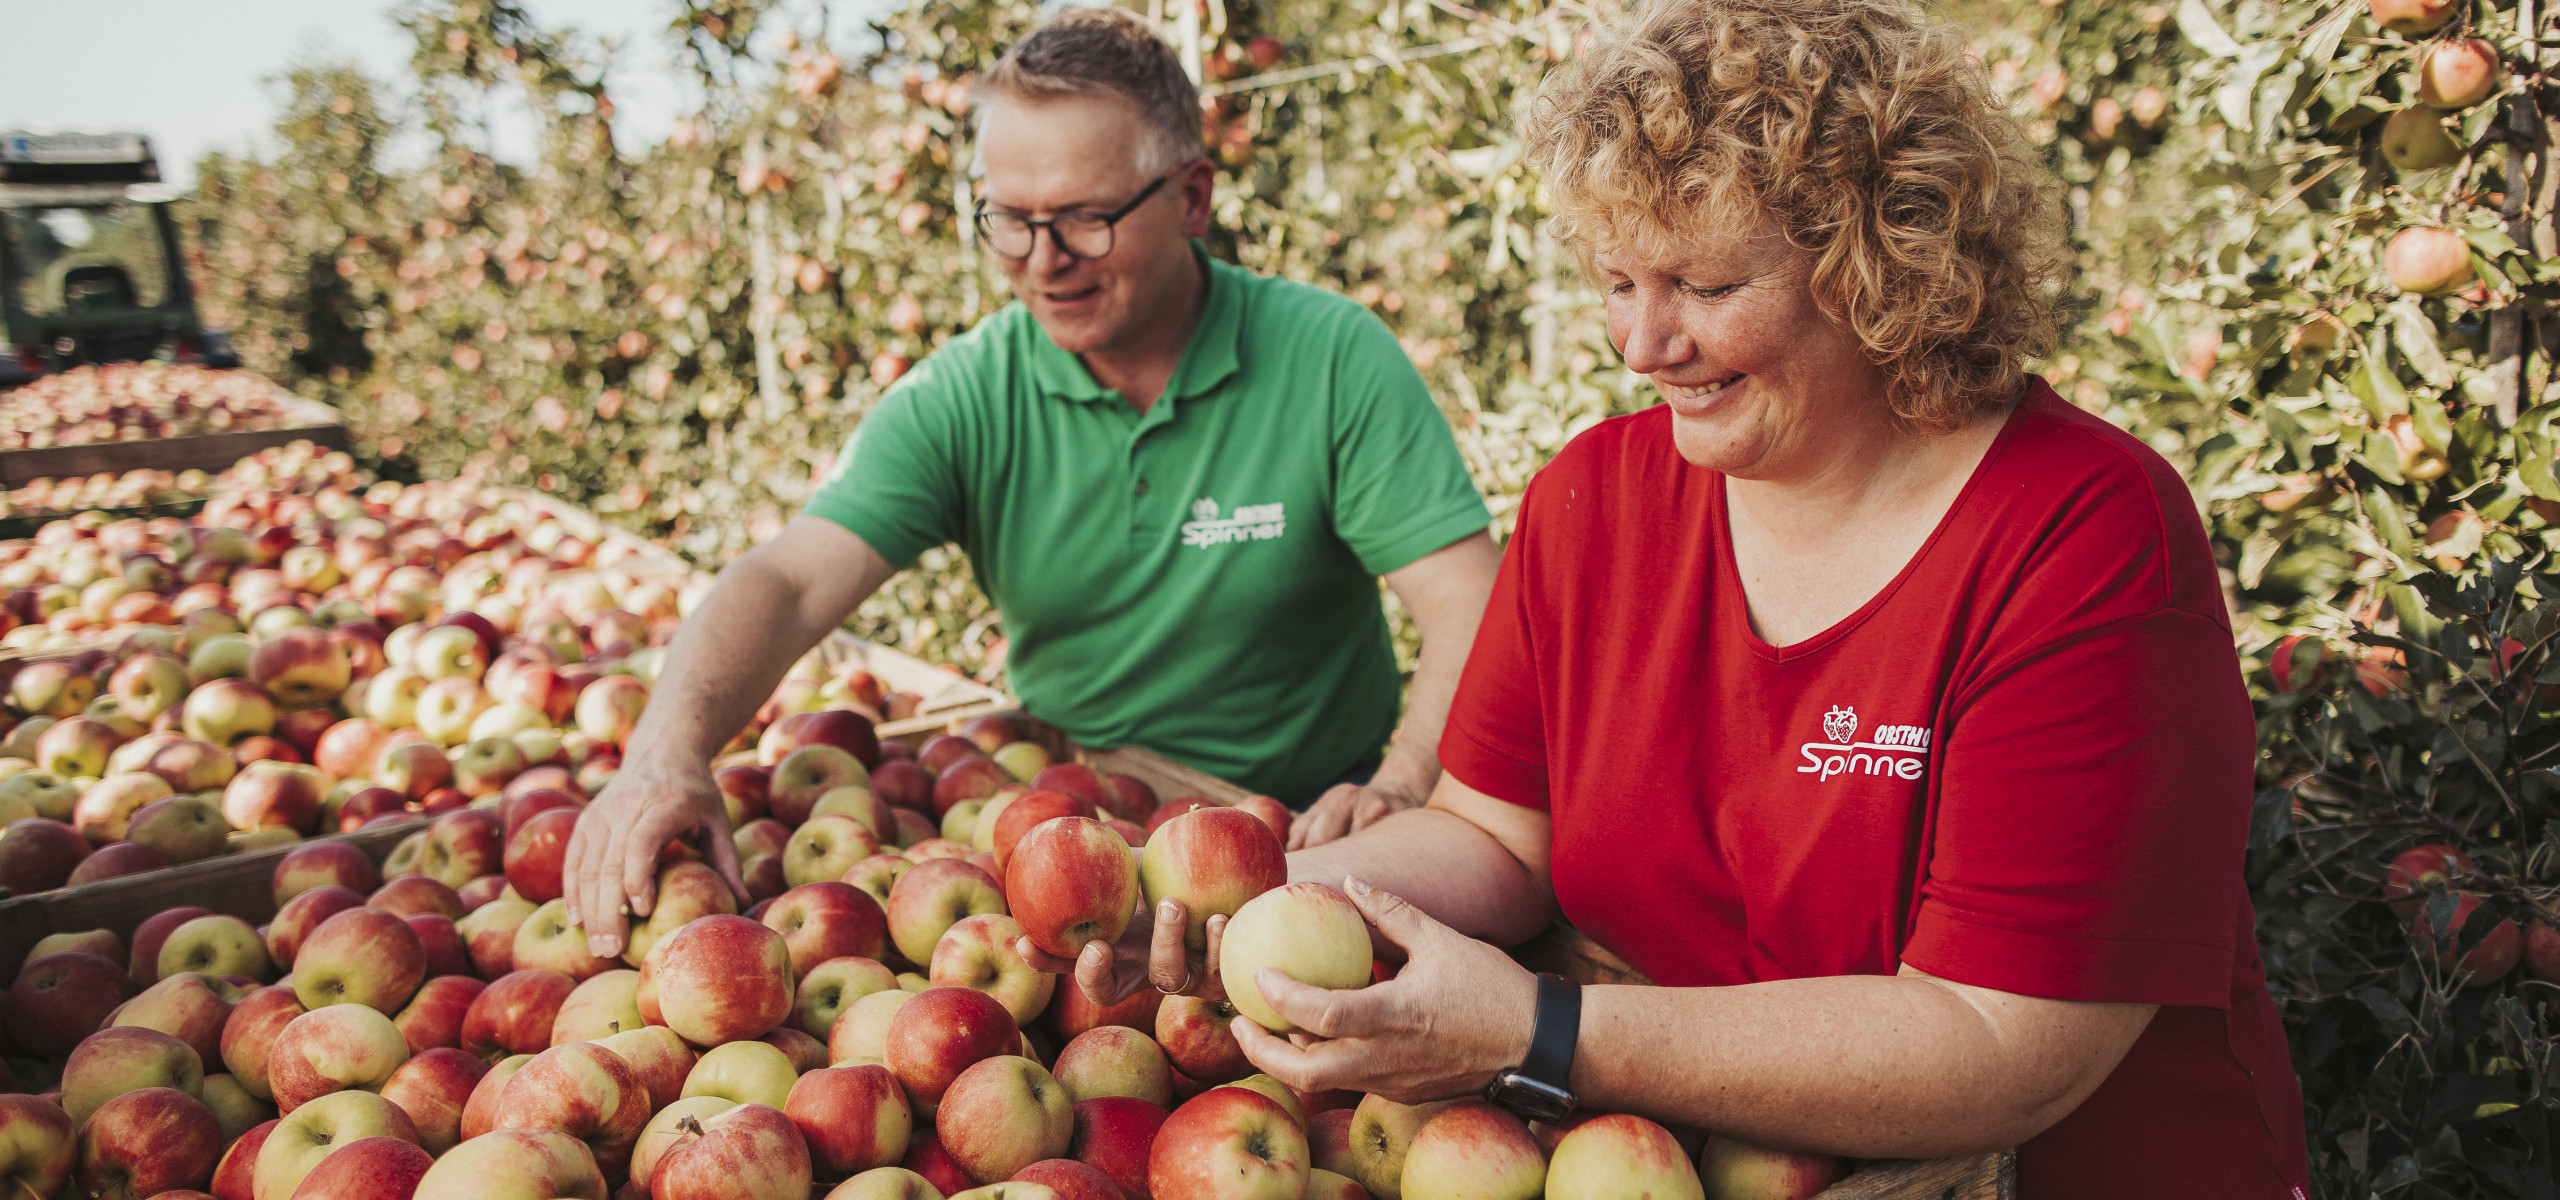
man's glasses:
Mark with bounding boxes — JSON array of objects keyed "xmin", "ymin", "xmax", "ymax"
[{"xmin": 974, "ymin": 170, "xmax": 1175, "ymax": 262}]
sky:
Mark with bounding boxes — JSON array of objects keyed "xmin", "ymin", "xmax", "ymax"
[{"xmin": 0, "ymin": 0, "xmax": 718, "ymax": 188}]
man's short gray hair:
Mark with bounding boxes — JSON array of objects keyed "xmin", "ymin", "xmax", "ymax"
[{"xmin": 975, "ymin": 6, "xmax": 1203, "ymax": 177}]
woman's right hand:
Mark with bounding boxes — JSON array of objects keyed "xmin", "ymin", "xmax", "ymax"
[
  {"xmin": 1015, "ymin": 897, "xmax": 1230, "ymax": 1006},
  {"xmin": 562, "ymin": 758, "xmax": 748, "ymax": 961}
]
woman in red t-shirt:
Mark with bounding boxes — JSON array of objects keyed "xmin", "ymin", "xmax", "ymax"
[{"xmin": 1029, "ymin": 1, "xmax": 2309, "ymax": 1194}]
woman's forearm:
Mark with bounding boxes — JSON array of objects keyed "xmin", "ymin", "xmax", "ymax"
[
  {"xmin": 1573, "ymin": 972, "xmax": 2152, "ymax": 1158},
  {"xmin": 1286, "ymin": 807, "xmax": 1555, "ymax": 949}
]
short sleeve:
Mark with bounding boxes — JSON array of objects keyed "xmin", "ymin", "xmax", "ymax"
[
  {"xmin": 1438, "ymin": 475, "xmax": 1551, "ymax": 811},
  {"xmin": 1325, "ymin": 313, "xmax": 1491, "ymax": 576},
  {"xmin": 1902, "ymin": 609, "xmax": 2253, "ymax": 1008},
  {"xmin": 799, "ymin": 358, "xmax": 966, "ymax": 569}
]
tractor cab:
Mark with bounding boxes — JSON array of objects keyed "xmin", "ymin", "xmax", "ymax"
[{"xmin": 0, "ymin": 131, "xmax": 236, "ymax": 388}]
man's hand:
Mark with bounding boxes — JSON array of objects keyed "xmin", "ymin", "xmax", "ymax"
[
  {"xmin": 1016, "ymin": 897, "xmax": 1229, "ymax": 1006},
  {"xmin": 1289, "ymin": 779, "xmax": 1428, "ymax": 850},
  {"xmin": 562, "ymin": 759, "xmax": 748, "ymax": 961}
]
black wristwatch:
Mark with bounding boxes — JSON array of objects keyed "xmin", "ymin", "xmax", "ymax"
[{"xmin": 1484, "ymin": 972, "xmax": 1580, "ymax": 1123}]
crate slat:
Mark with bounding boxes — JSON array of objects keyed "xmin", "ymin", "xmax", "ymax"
[{"xmin": 0, "ymin": 416, "xmax": 348, "ymax": 487}]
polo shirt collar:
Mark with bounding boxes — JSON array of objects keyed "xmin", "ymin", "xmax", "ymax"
[{"xmin": 1028, "ymin": 241, "xmax": 1241, "ymax": 408}]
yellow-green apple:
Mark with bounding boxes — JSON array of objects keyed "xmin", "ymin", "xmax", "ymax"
[
  {"xmin": 1220, "ymin": 883, "xmax": 1371, "ymax": 1034},
  {"xmin": 489, "ymin": 1041, "xmax": 651, "ymax": 1179},
  {"xmin": 69, "ymin": 840, "xmax": 173, "ymax": 886},
  {"xmin": 826, "ymin": 1166, "xmax": 946, "ymax": 1199},
  {"xmin": 0, "ymin": 766, "xmax": 77, "ymax": 822},
  {"xmin": 12, "ymin": 660, "xmax": 93, "ymax": 718},
  {"xmin": 829, "ymin": 988, "xmax": 914, "ymax": 1064},
  {"xmin": 250, "ymin": 628, "xmax": 352, "ymax": 709},
  {"xmin": 598, "ymin": 1025, "xmax": 697, "ymax": 1112},
  {"xmin": 938, "ymin": 1055, "xmax": 1074, "ymax": 1183},
  {"xmin": 292, "ymin": 907, "xmax": 425, "ymax": 1013},
  {"xmin": 649, "ymin": 1101, "xmax": 814, "ymax": 1200},
  {"xmin": 107, "ymin": 730, "xmax": 182, "ymax": 778},
  {"xmin": 1005, "ymin": 815, "xmax": 1137, "ymax": 959},
  {"xmin": 812, "ymin": 784, "xmax": 897, "ymax": 842},
  {"xmin": 2370, "ymin": 0, "xmax": 2457, "ymax": 34},
  {"xmin": 130, "ymin": 905, "xmax": 215, "ymax": 985},
  {"xmin": 362, "ymin": 670, "xmax": 426, "ymax": 729},
  {"xmin": 846, "ymin": 853, "xmax": 912, "ymax": 903},
  {"xmin": 885, "ymin": 986, "xmax": 1018, "ymax": 1116},
  {"xmin": 795, "ymin": 955, "xmax": 898, "ymax": 1039},
  {"xmin": 109, "ymin": 652, "xmax": 191, "ymax": 721},
  {"xmin": 1306, "ymin": 1167, "xmax": 1371, "ymax": 1200},
  {"xmin": 451, "ymin": 736, "xmax": 527, "ymax": 798},
  {"xmin": 414, "ymin": 678, "xmax": 490, "ymax": 747},
  {"xmin": 200, "ymin": 1071, "xmax": 272, "ymax": 1141},
  {"xmin": 20, "ymin": 927, "xmax": 121, "ymax": 971},
  {"xmin": 224, "ymin": 760, "xmax": 325, "ymax": 833},
  {"xmin": 1051, "ymin": 1025, "xmax": 1173, "ymax": 1107},
  {"xmin": 372, "ymin": 740, "xmax": 451, "ymax": 800},
  {"xmin": 73, "ymin": 1086, "xmax": 222, "ymax": 1198},
  {"xmin": 784, "ymin": 814, "xmax": 880, "ymax": 888},
  {"xmin": 1150, "ymin": 1086, "xmax": 1309, "ymax": 1200},
  {"xmin": 681, "ymin": 1039, "xmax": 800, "ymax": 1112},
  {"xmin": 188, "ymin": 633, "xmax": 254, "ymax": 687},
  {"xmin": 990, "ymin": 741, "xmax": 1050, "ymax": 783},
  {"xmin": 0, "ymin": 816, "xmax": 89, "ymax": 892},
  {"xmin": 373, "ymin": 875, "xmax": 465, "ymax": 920},
  {"xmin": 274, "ymin": 841, "xmax": 379, "ymax": 905},
  {"xmin": 1343, "ymin": 1096, "xmax": 1457, "ymax": 1200},
  {"xmin": 186, "ymin": 677, "xmax": 278, "ymax": 746},
  {"xmin": 943, "ymin": 800, "xmax": 987, "ymax": 846},
  {"xmin": 2386, "ymin": 226, "xmax": 2475, "ymax": 294},
  {"xmin": 764, "ymin": 882, "xmax": 892, "ymax": 980},
  {"xmin": 1156, "ymin": 995, "xmax": 1251, "ymax": 1086},
  {"xmin": 222, "ymin": 983, "xmax": 308, "ymax": 1100},
  {"xmin": 631, "ymin": 1097, "xmax": 735, "ymax": 1191},
  {"xmin": 1697, "ymin": 1135, "xmax": 1844, "ymax": 1200},
  {"xmin": 148, "ymin": 737, "xmax": 239, "ymax": 793},
  {"xmin": 232, "ymin": 826, "xmax": 306, "ymax": 854},
  {"xmin": 1045, "ymin": 975, "xmax": 1162, "ymax": 1041},
  {"xmin": 270, "ymin": 887, "xmax": 364, "ymax": 971},
  {"xmin": 410, "ymin": 1128, "xmax": 609, "ymax": 1200},
  {"xmin": 255, "ymin": 1088, "xmax": 423, "ymax": 1200},
  {"xmin": 733, "ymin": 816, "xmax": 793, "ymax": 861},
  {"xmin": 380, "ymin": 1047, "xmax": 491, "ymax": 1154},
  {"xmin": 1139, "ymin": 808, "xmax": 1285, "ymax": 951},
  {"xmin": 459, "ymin": 895, "xmax": 536, "ymax": 977},
  {"xmin": 933, "ymin": 758, "xmax": 1012, "ymax": 820},
  {"xmin": 787, "ymin": 1062, "xmax": 912, "ymax": 1176},
  {"xmin": 464, "ymin": 969, "xmax": 578, "ymax": 1061},
  {"xmin": 159, "ymin": 913, "xmax": 272, "ymax": 982},
  {"xmin": 512, "ymin": 899, "xmax": 618, "ymax": 981},
  {"xmin": 885, "ymin": 858, "xmax": 1007, "ymax": 965},
  {"xmin": 770, "ymin": 745, "xmax": 866, "ymax": 827},
  {"xmin": 502, "ymin": 806, "xmax": 577, "ymax": 903},
  {"xmin": 650, "ymin": 912, "xmax": 794, "ymax": 1045},
  {"xmin": 572, "ymin": 675, "xmax": 648, "ymax": 747},
  {"xmin": 970, "ymin": 793, "xmax": 1028, "ymax": 858},
  {"xmin": 62, "ymin": 1025, "xmax": 204, "ymax": 1123},
  {"xmin": 111, "ymin": 971, "xmax": 244, "ymax": 1066},
  {"xmin": 212, "ymin": 1116, "xmax": 278, "ymax": 1200},
  {"xmin": 280, "ymin": 1134, "xmax": 433, "ymax": 1199},
  {"xmin": 872, "ymin": 760, "xmax": 934, "ymax": 813},
  {"xmin": 548, "ymin": 969, "xmax": 644, "ymax": 1043},
  {"xmin": 459, "ymin": 1053, "xmax": 534, "ymax": 1142},
  {"xmin": 1014, "ymin": 1158, "xmax": 1123, "ymax": 1200},
  {"xmin": 468, "ymin": 700, "xmax": 549, "ymax": 746},
  {"xmin": 392, "ymin": 974, "xmax": 484, "ymax": 1054},
  {"xmin": 69, "ymin": 771, "xmax": 170, "ymax": 843},
  {"xmin": 120, "ymin": 793, "xmax": 229, "ymax": 863},
  {"xmin": 1536, "ymin": 1115, "xmax": 1699, "ymax": 1197},
  {"xmin": 410, "ymin": 625, "xmax": 487, "ymax": 683},
  {"xmin": 1397, "ymin": 1101, "xmax": 1542, "ymax": 1200},
  {"xmin": 624, "ymin": 859, "xmax": 739, "ymax": 966},
  {"xmin": 268, "ymin": 1003, "xmax": 411, "ymax": 1113},
  {"xmin": 929, "ymin": 913, "xmax": 1053, "ymax": 1026},
  {"xmin": 38, "ymin": 716, "xmax": 123, "ymax": 781}
]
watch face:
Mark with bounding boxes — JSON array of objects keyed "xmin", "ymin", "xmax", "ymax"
[{"xmin": 1488, "ymin": 1072, "xmax": 1574, "ymax": 1124}]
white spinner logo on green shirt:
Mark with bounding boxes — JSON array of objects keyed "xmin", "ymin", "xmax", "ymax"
[{"xmin": 1181, "ymin": 498, "xmax": 1288, "ymax": 548}]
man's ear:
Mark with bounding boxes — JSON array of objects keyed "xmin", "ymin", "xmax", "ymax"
[{"xmin": 1180, "ymin": 157, "xmax": 1216, "ymax": 238}]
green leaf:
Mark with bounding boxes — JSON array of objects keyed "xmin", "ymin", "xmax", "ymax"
[
  {"xmin": 2176, "ymin": 0, "xmax": 2245, "ymax": 58},
  {"xmin": 2391, "ymin": 300, "xmax": 2449, "ymax": 386}
]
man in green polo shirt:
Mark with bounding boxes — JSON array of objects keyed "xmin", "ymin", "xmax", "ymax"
[{"xmin": 563, "ymin": 6, "xmax": 1497, "ymax": 960}]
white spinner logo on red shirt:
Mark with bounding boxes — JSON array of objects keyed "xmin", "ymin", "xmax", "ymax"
[{"xmin": 1798, "ymin": 705, "xmax": 1932, "ymax": 782}]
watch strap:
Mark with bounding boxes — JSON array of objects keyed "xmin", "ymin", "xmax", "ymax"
[{"xmin": 1519, "ymin": 972, "xmax": 1581, "ymax": 1092}]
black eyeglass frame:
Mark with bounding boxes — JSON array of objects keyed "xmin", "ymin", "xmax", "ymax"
[{"xmin": 973, "ymin": 168, "xmax": 1182, "ymax": 262}]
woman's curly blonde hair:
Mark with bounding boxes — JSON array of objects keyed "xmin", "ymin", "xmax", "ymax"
[{"xmin": 1526, "ymin": 0, "xmax": 2067, "ymax": 430}]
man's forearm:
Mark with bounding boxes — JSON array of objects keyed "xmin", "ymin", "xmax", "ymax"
[
  {"xmin": 1372, "ymin": 532, "xmax": 1501, "ymax": 798},
  {"xmin": 621, "ymin": 552, "xmax": 847, "ymax": 768}
]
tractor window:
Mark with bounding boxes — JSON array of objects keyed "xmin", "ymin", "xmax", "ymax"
[{"xmin": 3, "ymin": 203, "xmax": 169, "ymax": 315}]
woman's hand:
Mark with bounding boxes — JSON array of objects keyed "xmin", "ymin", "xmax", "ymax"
[
  {"xmin": 1230, "ymin": 877, "xmax": 1537, "ymax": 1104},
  {"xmin": 561, "ymin": 758, "xmax": 747, "ymax": 960},
  {"xmin": 1015, "ymin": 897, "xmax": 1230, "ymax": 1005}
]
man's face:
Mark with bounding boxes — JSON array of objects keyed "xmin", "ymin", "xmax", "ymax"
[{"xmin": 976, "ymin": 93, "xmax": 1210, "ymax": 358}]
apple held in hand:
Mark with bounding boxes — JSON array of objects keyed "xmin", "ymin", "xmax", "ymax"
[
  {"xmin": 1006, "ymin": 815, "xmax": 1137, "ymax": 958},
  {"xmin": 1219, "ymin": 882, "xmax": 1372, "ymax": 1034},
  {"xmin": 1139, "ymin": 807, "xmax": 1286, "ymax": 951},
  {"xmin": 1150, "ymin": 1085, "xmax": 1310, "ymax": 1200}
]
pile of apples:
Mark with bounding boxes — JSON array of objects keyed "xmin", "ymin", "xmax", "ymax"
[
  {"xmin": 0, "ymin": 364, "xmax": 323, "ymax": 450},
  {"xmin": 0, "ymin": 695, "xmax": 1840, "ymax": 1199},
  {"xmin": 0, "ymin": 467, "xmax": 212, "ymax": 523}
]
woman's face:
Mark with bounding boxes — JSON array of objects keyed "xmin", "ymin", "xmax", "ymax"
[{"xmin": 1598, "ymin": 221, "xmax": 1890, "ymax": 477}]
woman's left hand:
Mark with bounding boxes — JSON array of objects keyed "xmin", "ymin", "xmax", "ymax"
[{"xmin": 1229, "ymin": 876, "xmax": 1538, "ymax": 1104}]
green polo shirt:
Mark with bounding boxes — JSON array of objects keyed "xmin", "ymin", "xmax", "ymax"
[{"xmin": 803, "ymin": 250, "xmax": 1490, "ymax": 801}]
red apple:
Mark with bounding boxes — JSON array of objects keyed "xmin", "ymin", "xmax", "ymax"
[
  {"xmin": 282, "ymin": 1134, "xmax": 432, "ymax": 1199},
  {"xmin": 1015, "ymin": 1157, "xmax": 1127, "ymax": 1200},
  {"xmin": 761, "ymin": 709, "xmax": 882, "ymax": 769},
  {"xmin": 0, "ymin": 816, "xmax": 92, "ymax": 893},
  {"xmin": 109, "ymin": 970, "xmax": 243, "ymax": 1069},
  {"xmin": 599, "ymin": 1025, "xmax": 697, "ymax": 1112},
  {"xmin": 929, "ymin": 913, "xmax": 1055, "ymax": 1025},
  {"xmin": 255, "ymin": 1089, "xmax": 424, "ymax": 1200},
  {"xmin": 457, "ymin": 1053, "xmax": 531, "ymax": 1143},
  {"xmin": 899, "ymin": 1127, "xmax": 977, "ymax": 1195},
  {"xmin": 372, "ymin": 875, "xmax": 465, "ymax": 920},
  {"xmin": 884, "ymin": 986, "xmax": 1018, "ymax": 1113},
  {"xmin": 1069, "ymin": 1100, "xmax": 1173, "ymax": 1200},
  {"xmin": 649, "ymin": 1101, "xmax": 813, "ymax": 1200},
  {"xmin": 715, "ymin": 765, "xmax": 771, "ymax": 825},
  {"xmin": 211, "ymin": 1115, "xmax": 277, "ymax": 1200},
  {"xmin": 410, "ymin": 1128, "xmax": 608, "ymax": 1200},
  {"xmin": 374, "ymin": 740, "xmax": 452, "ymax": 800},
  {"xmin": 786, "ymin": 1062, "xmax": 912, "ymax": 1176},
  {"xmin": 1052, "ymin": 1025, "xmax": 1174, "ymax": 1107},
  {"xmin": 220, "ymin": 983, "xmax": 307, "ymax": 1100},
  {"xmin": 223, "ymin": 760, "xmax": 325, "ymax": 833},
  {"xmin": 274, "ymin": 841, "xmax": 380, "ymax": 906},
  {"xmin": 74, "ymin": 1086, "xmax": 222, "ymax": 1198},
  {"xmin": 267, "ymin": 1002, "xmax": 413, "ymax": 1113},
  {"xmin": 458, "ymin": 897, "xmax": 537, "ymax": 977},
  {"xmin": 1400, "ymin": 1100, "xmax": 1545, "ymax": 1200},
  {"xmin": 334, "ymin": 786, "xmax": 409, "ymax": 833},
  {"xmin": 5, "ymin": 951, "xmax": 133, "ymax": 1056},
  {"xmin": 2385, "ymin": 227, "xmax": 2475, "ymax": 296},
  {"xmin": 1027, "ymin": 764, "xmax": 1109, "ymax": 811},
  {"xmin": 464, "ymin": 969, "xmax": 579, "ymax": 1061},
  {"xmin": 933, "ymin": 758, "xmax": 1013, "ymax": 819},
  {"xmin": 572, "ymin": 675, "xmax": 648, "ymax": 747},
  {"xmin": 67, "ymin": 839, "xmax": 172, "ymax": 886},
  {"xmin": 1156, "ymin": 996, "xmax": 1252, "ymax": 1085},
  {"xmin": 61, "ymin": 1025, "xmax": 203, "ymax": 1125},
  {"xmin": 394, "ymin": 974, "xmax": 485, "ymax": 1055},
  {"xmin": 380, "ymin": 1047, "xmax": 490, "ymax": 1155},
  {"xmin": 764, "ymin": 882, "xmax": 892, "ymax": 980},
  {"xmin": 1045, "ymin": 977, "xmax": 1162, "ymax": 1040},
  {"xmin": 1139, "ymin": 807, "xmax": 1286, "ymax": 950},
  {"xmin": 292, "ymin": 906, "xmax": 426, "ymax": 1013},
  {"xmin": 503, "ymin": 806, "xmax": 580, "ymax": 903},
  {"xmin": 937, "ymin": 1055, "xmax": 1074, "ymax": 1184},
  {"xmin": 1697, "ymin": 1134, "xmax": 1845, "ymax": 1200},
  {"xmin": 654, "ymin": 914, "xmax": 795, "ymax": 1046},
  {"xmin": 1007, "ymin": 815, "xmax": 1139, "ymax": 958},
  {"xmin": 488, "ymin": 1041, "xmax": 652, "ymax": 1179},
  {"xmin": 0, "ymin": 1092, "xmax": 76, "ymax": 1200},
  {"xmin": 872, "ymin": 760, "xmax": 934, "ymax": 812},
  {"xmin": 1149, "ymin": 1086, "xmax": 1308, "ymax": 1200},
  {"xmin": 2370, "ymin": 0, "xmax": 2457, "ymax": 35}
]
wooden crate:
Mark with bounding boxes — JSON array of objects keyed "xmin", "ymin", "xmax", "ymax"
[
  {"xmin": 0, "ymin": 395, "xmax": 347, "ymax": 488},
  {"xmin": 0, "ymin": 816, "xmax": 425, "ymax": 979}
]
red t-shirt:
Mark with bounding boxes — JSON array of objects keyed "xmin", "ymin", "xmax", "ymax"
[{"xmin": 1440, "ymin": 382, "xmax": 2307, "ymax": 1197}]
